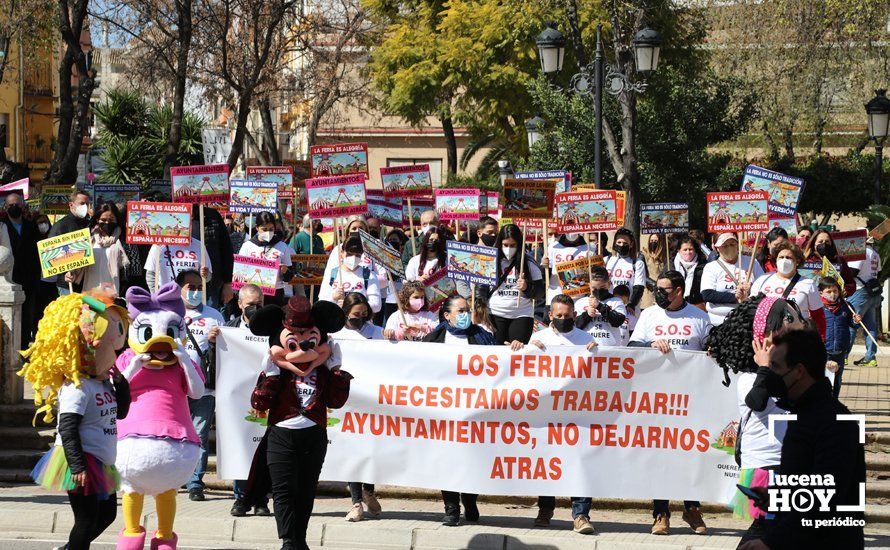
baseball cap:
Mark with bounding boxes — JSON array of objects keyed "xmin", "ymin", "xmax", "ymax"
[{"xmin": 714, "ymin": 233, "xmax": 738, "ymax": 247}]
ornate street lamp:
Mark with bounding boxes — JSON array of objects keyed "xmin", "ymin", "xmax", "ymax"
[
  {"xmin": 865, "ymin": 89, "xmax": 890, "ymax": 205},
  {"xmin": 632, "ymin": 26, "xmax": 662, "ymax": 75},
  {"xmin": 525, "ymin": 116, "xmax": 546, "ymax": 148},
  {"xmin": 535, "ymin": 22, "xmax": 565, "ymax": 75}
]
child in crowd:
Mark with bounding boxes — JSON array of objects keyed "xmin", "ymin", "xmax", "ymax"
[
  {"xmin": 612, "ymin": 284, "xmax": 635, "ymax": 344},
  {"xmin": 383, "ymin": 282, "xmax": 438, "ymax": 341},
  {"xmin": 819, "ymin": 277, "xmax": 860, "ymax": 397}
]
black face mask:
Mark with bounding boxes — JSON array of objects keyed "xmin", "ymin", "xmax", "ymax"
[
  {"xmin": 480, "ymin": 234, "xmax": 497, "ymax": 247},
  {"xmin": 654, "ymin": 288, "xmax": 672, "ymax": 309},
  {"xmin": 386, "ymin": 240, "xmax": 401, "ymax": 249},
  {"xmin": 6, "ymin": 205, "xmax": 22, "ymax": 219},
  {"xmin": 242, "ymin": 304, "xmax": 260, "ymax": 323},
  {"xmin": 347, "ymin": 317, "xmax": 367, "ymax": 329},
  {"xmin": 594, "ymin": 287, "xmax": 610, "ymax": 300},
  {"xmin": 815, "ymin": 243, "xmax": 830, "ymax": 256},
  {"xmin": 425, "ymin": 240, "xmax": 439, "ymax": 251},
  {"xmin": 614, "ymin": 243, "xmax": 630, "ymax": 256},
  {"xmin": 552, "ymin": 318, "xmax": 574, "ymax": 333},
  {"xmin": 98, "ymin": 222, "xmax": 117, "ymax": 234}
]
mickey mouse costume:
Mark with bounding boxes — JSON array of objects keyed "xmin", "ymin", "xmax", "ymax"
[{"xmin": 244, "ymin": 296, "xmax": 351, "ymax": 550}]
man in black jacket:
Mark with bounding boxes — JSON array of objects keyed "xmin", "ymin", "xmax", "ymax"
[
  {"xmin": 2, "ymin": 192, "xmax": 42, "ymax": 345},
  {"xmin": 740, "ymin": 329, "xmax": 865, "ymax": 550},
  {"xmin": 191, "ymin": 204, "xmax": 234, "ymax": 309},
  {"xmin": 47, "ymin": 188, "xmax": 91, "ymax": 295}
]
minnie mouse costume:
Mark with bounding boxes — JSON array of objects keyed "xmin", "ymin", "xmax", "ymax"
[{"xmin": 244, "ymin": 296, "xmax": 350, "ymax": 550}]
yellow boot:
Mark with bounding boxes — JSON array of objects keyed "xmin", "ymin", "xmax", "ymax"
[
  {"xmin": 116, "ymin": 492, "xmax": 146, "ymax": 550},
  {"xmin": 151, "ymin": 489, "xmax": 178, "ymax": 549}
]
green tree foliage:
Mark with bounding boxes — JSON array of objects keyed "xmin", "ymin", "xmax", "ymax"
[{"xmin": 93, "ymin": 89, "xmax": 205, "ymax": 186}]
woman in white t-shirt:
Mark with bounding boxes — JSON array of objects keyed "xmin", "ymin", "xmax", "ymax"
[
  {"xmin": 238, "ymin": 212, "xmax": 294, "ymax": 307},
  {"xmin": 405, "ymin": 227, "xmax": 446, "ymax": 282},
  {"xmin": 539, "ymin": 234, "xmax": 592, "ymax": 303},
  {"xmin": 324, "ymin": 215, "xmax": 389, "ymax": 307},
  {"xmin": 318, "ymin": 235, "xmax": 382, "ymax": 312},
  {"xmin": 749, "ymin": 240, "xmax": 825, "ymax": 337},
  {"xmin": 144, "ymin": 237, "xmax": 211, "ymax": 290},
  {"xmin": 604, "ymin": 228, "xmax": 647, "ymax": 314},
  {"xmin": 383, "ymin": 281, "xmax": 439, "ymax": 341},
  {"xmin": 487, "ymin": 224, "xmax": 545, "ymax": 345}
]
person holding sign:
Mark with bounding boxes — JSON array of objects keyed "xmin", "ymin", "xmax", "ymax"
[
  {"xmin": 701, "ymin": 233, "xmax": 765, "ymax": 326},
  {"xmin": 144, "ymin": 236, "xmax": 212, "ymax": 290},
  {"xmin": 238, "ymin": 212, "xmax": 294, "ymax": 307},
  {"xmin": 604, "ymin": 229, "xmax": 647, "ymax": 313},
  {"xmin": 319, "ymin": 236, "xmax": 382, "ymax": 313},
  {"xmin": 81, "ymin": 201, "xmax": 130, "ymax": 296},
  {"xmin": 628, "ymin": 270, "xmax": 712, "ymax": 536},
  {"xmin": 574, "ymin": 266, "xmax": 627, "ymax": 347},
  {"xmin": 48, "ymin": 189, "xmax": 92, "ymax": 295},
  {"xmin": 802, "ymin": 230, "xmax": 856, "ymax": 297},
  {"xmin": 540, "ymin": 233, "xmax": 592, "ymax": 304},
  {"xmin": 383, "ymin": 281, "xmax": 439, "ymax": 341},
  {"xmin": 406, "ymin": 227, "xmax": 446, "ymax": 282},
  {"xmin": 671, "ymin": 234, "xmax": 708, "ymax": 307},
  {"xmin": 486, "ymin": 224, "xmax": 545, "ymax": 345},
  {"xmin": 324, "ymin": 215, "xmax": 389, "ymax": 304},
  {"xmin": 847, "ymin": 240, "xmax": 882, "ymax": 367},
  {"xmin": 750, "ymin": 241, "xmax": 825, "ymax": 337}
]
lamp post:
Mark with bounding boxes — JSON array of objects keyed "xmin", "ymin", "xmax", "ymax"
[
  {"xmin": 865, "ymin": 89, "xmax": 890, "ymax": 205},
  {"xmin": 534, "ymin": 22, "xmax": 660, "ymax": 189},
  {"xmin": 525, "ymin": 116, "xmax": 546, "ymax": 148}
]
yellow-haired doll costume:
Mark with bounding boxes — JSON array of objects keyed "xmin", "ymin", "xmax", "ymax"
[{"xmin": 19, "ymin": 290, "xmax": 130, "ymax": 550}]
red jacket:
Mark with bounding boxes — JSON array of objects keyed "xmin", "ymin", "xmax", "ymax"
[{"xmin": 251, "ymin": 366, "xmax": 350, "ymax": 427}]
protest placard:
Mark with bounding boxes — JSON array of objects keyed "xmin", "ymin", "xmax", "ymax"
[
  {"xmin": 768, "ymin": 216, "xmax": 798, "ymax": 243},
  {"xmin": 480, "ymin": 191, "xmax": 500, "ymax": 218},
  {"xmin": 229, "ymin": 179, "xmax": 278, "ymax": 214},
  {"xmin": 424, "ymin": 268, "xmax": 458, "ymax": 312},
  {"xmin": 615, "ymin": 190, "xmax": 626, "ymax": 226},
  {"xmin": 516, "ymin": 170, "xmax": 571, "ymax": 193},
  {"xmin": 871, "ymin": 219, "xmax": 890, "ymax": 241},
  {"xmin": 640, "ymin": 203, "xmax": 690, "ymax": 234},
  {"xmin": 171, "ymin": 164, "xmax": 230, "ymax": 204},
  {"xmin": 290, "ymin": 254, "xmax": 327, "ymax": 285},
  {"xmin": 93, "ymin": 184, "xmax": 140, "ymax": 209},
  {"xmin": 0, "ymin": 177, "xmax": 29, "ymax": 198},
  {"xmin": 310, "ymin": 142, "xmax": 369, "ymax": 177},
  {"xmin": 555, "ymin": 256, "xmax": 604, "ymax": 297},
  {"xmin": 37, "ymin": 228, "xmax": 95, "ymax": 278},
  {"xmin": 202, "ymin": 128, "xmax": 232, "ymax": 164},
  {"xmin": 402, "ymin": 198, "xmax": 434, "ymax": 229},
  {"xmin": 741, "ymin": 165, "xmax": 804, "ymax": 217},
  {"xmin": 555, "ymin": 190, "xmax": 618, "ymax": 233},
  {"xmin": 706, "ymin": 191, "xmax": 769, "ymax": 233},
  {"xmin": 246, "ymin": 165, "xmax": 295, "ymax": 199},
  {"xmin": 434, "ymin": 188, "xmax": 481, "ymax": 221},
  {"xmin": 503, "ymin": 178, "xmax": 557, "ymax": 219},
  {"xmin": 381, "ymin": 164, "xmax": 433, "ymax": 199},
  {"xmin": 40, "ymin": 185, "xmax": 73, "ymax": 215},
  {"xmin": 145, "ymin": 179, "xmax": 173, "ymax": 201},
  {"xmin": 367, "ymin": 193, "xmax": 403, "ymax": 227},
  {"xmin": 446, "ymin": 241, "xmax": 497, "ymax": 286},
  {"xmin": 358, "ymin": 229, "xmax": 406, "ymax": 279},
  {"xmin": 232, "ymin": 254, "xmax": 279, "ymax": 296},
  {"xmin": 305, "ymin": 174, "xmax": 368, "ymax": 219},
  {"xmin": 125, "ymin": 202, "xmax": 191, "ymax": 246},
  {"xmin": 831, "ymin": 229, "xmax": 868, "ymax": 262}
]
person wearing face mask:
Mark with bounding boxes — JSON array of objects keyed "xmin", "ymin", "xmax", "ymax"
[
  {"xmin": 238, "ymin": 212, "xmax": 294, "ymax": 307},
  {"xmin": 289, "ymin": 215, "xmax": 324, "ymax": 256},
  {"xmin": 604, "ymin": 228, "xmax": 647, "ymax": 314},
  {"xmin": 406, "ymin": 226, "xmax": 446, "ymax": 283},
  {"xmin": 540, "ymin": 233, "xmax": 592, "ymax": 304},
  {"xmin": 423, "ymin": 295, "xmax": 495, "ymax": 526},
  {"xmin": 145, "ymin": 235, "xmax": 212, "ymax": 291},
  {"xmin": 383, "ymin": 281, "xmax": 438, "ymax": 341},
  {"xmin": 628, "ymin": 270, "xmax": 711, "ymax": 536},
  {"xmin": 700, "ymin": 232, "xmax": 765, "ymax": 326},
  {"xmin": 175, "ymin": 269, "xmax": 225, "ymax": 503},
  {"xmin": 795, "ymin": 226, "xmax": 813, "ymax": 248},
  {"xmin": 1, "ymin": 192, "xmax": 41, "ymax": 345},
  {"xmin": 226, "ymin": 214, "xmax": 248, "ymax": 254},
  {"xmin": 755, "ymin": 227, "xmax": 788, "ymax": 273},
  {"xmin": 80, "ymin": 201, "xmax": 130, "ymax": 297},
  {"xmin": 737, "ymin": 329, "xmax": 864, "ymax": 550},
  {"xmin": 574, "ymin": 266, "xmax": 627, "ymax": 347},
  {"xmin": 379, "ymin": 228, "xmax": 409, "ymax": 321},
  {"xmin": 672, "ymin": 234, "xmax": 708, "ymax": 308},
  {"xmin": 476, "ymin": 216, "xmax": 499, "ymax": 248},
  {"xmin": 749, "ymin": 241, "xmax": 825, "ymax": 338},
  {"xmin": 48, "ymin": 189, "xmax": 92, "ymax": 295},
  {"xmin": 484, "ymin": 224, "xmax": 545, "ymax": 346},
  {"xmin": 325, "ymin": 215, "xmax": 390, "ymax": 305},
  {"xmin": 802, "ymin": 229, "xmax": 856, "ymax": 297},
  {"xmin": 401, "ymin": 210, "xmax": 440, "ymax": 266},
  {"xmin": 190, "ymin": 203, "xmax": 234, "ymax": 310},
  {"xmin": 319, "ymin": 236, "xmax": 382, "ymax": 313},
  {"xmin": 708, "ymin": 295, "xmax": 805, "ymax": 543}
]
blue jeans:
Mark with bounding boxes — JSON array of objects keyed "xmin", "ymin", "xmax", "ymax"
[
  {"xmin": 537, "ymin": 496, "xmax": 592, "ymax": 519},
  {"xmin": 186, "ymin": 394, "xmax": 215, "ymax": 492},
  {"xmin": 233, "ymin": 479, "xmax": 269, "ymax": 507},
  {"xmin": 847, "ymin": 288, "xmax": 882, "ymax": 361}
]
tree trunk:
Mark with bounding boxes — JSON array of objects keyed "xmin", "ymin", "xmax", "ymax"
[
  {"xmin": 761, "ymin": 120, "xmax": 779, "ymax": 162},
  {"xmin": 441, "ymin": 115, "xmax": 457, "ymax": 177},
  {"xmin": 226, "ymin": 90, "xmax": 254, "ymax": 172},
  {"xmin": 783, "ymin": 128, "xmax": 795, "ymax": 162},
  {"xmin": 259, "ymin": 98, "xmax": 281, "ymax": 165},
  {"xmin": 164, "ymin": 0, "xmax": 193, "ymax": 179}
]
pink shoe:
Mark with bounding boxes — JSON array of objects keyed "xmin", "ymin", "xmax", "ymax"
[
  {"xmin": 150, "ymin": 533, "xmax": 178, "ymax": 550},
  {"xmin": 116, "ymin": 528, "xmax": 146, "ymax": 550}
]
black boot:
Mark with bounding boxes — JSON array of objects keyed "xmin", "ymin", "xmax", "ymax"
[
  {"xmin": 461, "ymin": 494, "xmax": 480, "ymax": 522},
  {"xmin": 442, "ymin": 504, "xmax": 461, "ymax": 526}
]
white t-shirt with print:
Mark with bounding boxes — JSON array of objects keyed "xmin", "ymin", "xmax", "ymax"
[
  {"xmin": 184, "ymin": 305, "xmax": 225, "ymax": 397},
  {"xmin": 750, "ymin": 272, "xmax": 821, "ymax": 318},
  {"xmin": 531, "ymin": 326, "xmax": 593, "ymax": 347},
  {"xmin": 318, "ymin": 264, "xmax": 382, "ymax": 313},
  {"xmin": 628, "ymin": 302, "xmax": 713, "ymax": 351},
  {"xmin": 144, "ymin": 238, "xmax": 212, "ymax": 288},
  {"xmin": 238, "ymin": 240, "xmax": 293, "ymax": 291},
  {"xmin": 605, "ymin": 255, "xmax": 647, "ymax": 290},
  {"xmin": 700, "ymin": 255, "xmax": 764, "ymax": 325},
  {"xmin": 54, "ymin": 379, "xmax": 118, "ymax": 466},
  {"xmin": 546, "ymin": 241, "xmax": 591, "ymax": 301},
  {"xmin": 574, "ymin": 295, "xmax": 627, "ymax": 348},
  {"xmin": 267, "ymin": 341, "xmax": 342, "ymax": 430},
  {"xmin": 406, "ymin": 255, "xmax": 440, "ymax": 281},
  {"xmin": 488, "ymin": 261, "xmax": 543, "ymax": 319},
  {"xmin": 324, "ymin": 244, "xmax": 389, "ymax": 303},
  {"xmin": 849, "ymin": 247, "xmax": 881, "ymax": 288}
]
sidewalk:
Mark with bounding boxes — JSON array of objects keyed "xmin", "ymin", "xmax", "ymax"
[{"xmin": 2, "ymin": 486, "xmax": 890, "ymax": 549}]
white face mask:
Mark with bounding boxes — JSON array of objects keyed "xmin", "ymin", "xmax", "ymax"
[
  {"xmin": 566, "ymin": 233, "xmax": 580, "ymax": 242},
  {"xmin": 419, "ymin": 224, "xmax": 432, "ymax": 235},
  {"xmin": 73, "ymin": 203, "xmax": 89, "ymax": 219},
  {"xmin": 38, "ymin": 223, "xmax": 50, "ymax": 234},
  {"xmin": 502, "ymin": 246, "xmax": 517, "ymax": 259},
  {"xmin": 343, "ymin": 256, "xmax": 360, "ymax": 270},
  {"xmin": 257, "ymin": 230, "xmax": 274, "ymax": 242},
  {"xmin": 776, "ymin": 258, "xmax": 796, "ymax": 276}
]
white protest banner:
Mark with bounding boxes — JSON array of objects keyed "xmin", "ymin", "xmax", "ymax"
[
  {"xmin": 202, "ymin": 127, "xmax": 233, "ymax": 165},
  {"xmin": 215, "ymin": 327, "xmax": 270, "ymax": 480},
  {"xmin": 217, "ymin": 338, "xmax": 740, "ymax": 502}
]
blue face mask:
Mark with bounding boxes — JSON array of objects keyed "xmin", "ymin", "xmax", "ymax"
[
  {"xmin": 454, "ymin": 312, "xmax": 471, "ymax": 330},
  {"xmin": 184, "ymin": 290, "xmax": 203, "ymax": 307}
]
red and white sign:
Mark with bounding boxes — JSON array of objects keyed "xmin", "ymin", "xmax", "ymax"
[{"xmin": 125, "ymin": 201, "xmax": 192, "ymax": 246}]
